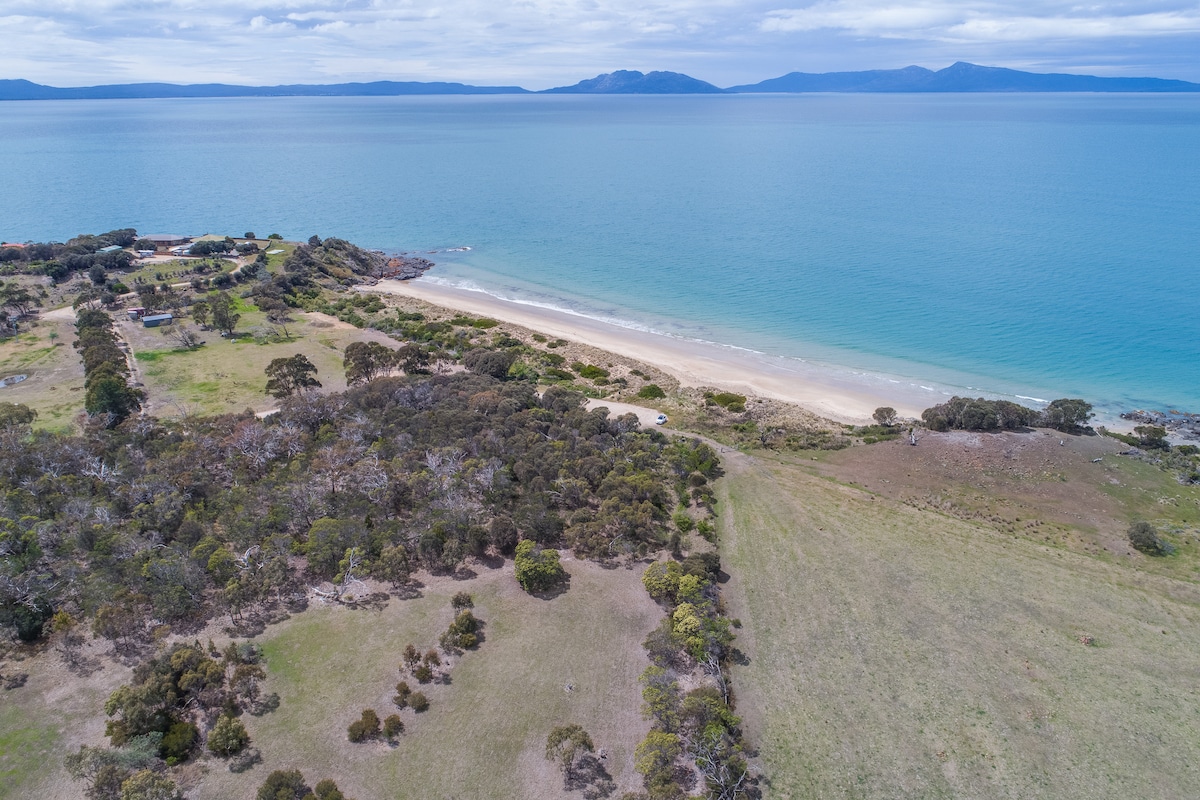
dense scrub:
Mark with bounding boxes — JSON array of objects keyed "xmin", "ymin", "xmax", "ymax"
[
  {"xmin": 0, "ymin": 228, "xmax": 135, "ymax": 283},
  {"xmin": 0, "ymin": 373, "xmax": 714, "ymax": 647},
  {"xmin": 921, "ymin": 396, "xmax": 1093, "ymax": 433}
]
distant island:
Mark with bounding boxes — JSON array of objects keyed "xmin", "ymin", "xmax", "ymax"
[
  {"xmin": 3, "ymin": 62, "xmax": 1199, "ymax": 100},
  {"xmin": 541, "ymin": 70, "xmax": 724, "ymax": 94}
]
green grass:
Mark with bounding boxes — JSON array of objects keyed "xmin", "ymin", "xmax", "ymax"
[
  {"xmin": 719, "ymin": 451, "xmax": 1200, "ymax": 800},
  {"xmin": 0, "ymin": 700, "xmax": 60, "ymax": 799},
  {"xmin": 196, "ymin": 562, "xmax": 657, "ymax": 800},
  {"xmin": 123, "ymin": 311, "xmax": 396, "ymax": 417},
  {"xmin": 0, "ymin": 316, "xmax": 86, "ymax": 430}
]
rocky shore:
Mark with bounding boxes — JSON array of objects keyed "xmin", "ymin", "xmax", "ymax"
[
  {"xmin": 378, "ymin": 254, "xmax": 435, "ymax": 280},
  {"xmin": 1121, "ymin": 409, "xmax": 1200, "ymax": 440}
]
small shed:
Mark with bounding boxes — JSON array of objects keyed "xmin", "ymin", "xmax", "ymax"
[
  {"xmin": 142, "ymin": 313, "xmax": 173, "ymax": 328},
  {"xmin": 126, "ymin": 307, "xmax": 146, "ymax": 321},
  {"xmin": 98, "ymin": 245, "xmax": 123, "ymax": 254}
]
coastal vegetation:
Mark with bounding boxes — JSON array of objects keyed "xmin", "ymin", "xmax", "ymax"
[
  {"xmin": 5, "ymin": 229, "xmax": 1200, "ymax": 800},
  {"xmin": 921, "ymin": 395, "xmax": 1093, "ymax": 433}
]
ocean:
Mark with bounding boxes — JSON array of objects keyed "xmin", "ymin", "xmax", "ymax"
[{"xmin": 1, "ymin": 93, "xmax": 1197, "ymax": 416}]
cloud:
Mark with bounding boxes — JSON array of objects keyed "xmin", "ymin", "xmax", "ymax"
[
  {"xmin": 1, "ymin": 1, "xmax": 1199, "ymax": 87},
  {"xmin": 761, "ymin": 2, "xmax": 1200, "ymax": 41}
]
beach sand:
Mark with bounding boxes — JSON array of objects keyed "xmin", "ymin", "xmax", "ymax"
[{"xmin": 366, "ymin": 279, "xmax": 934, "ymax": 424}]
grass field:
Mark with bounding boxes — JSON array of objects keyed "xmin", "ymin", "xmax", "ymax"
[
  {"xmin": 0, "ymin": 558, "xmax": 658, "ymax": 800},
  {"xmin": 0, "ymin": 312, "xmax": 85, "ymax": 430},
  {"xmin": 719, "ymin": 442, "xmax": 1200, "ymax": 800},
  {"xmin": 196, "ymin": 558, "xmax": 657, "ymax": 800},
  {"xmin": 125, "ymin": 310, "xmax": 396, "ymax": 417},
  {"xmin": 0, "ymin": 643, "xmax": 129, "ymax": 800}
]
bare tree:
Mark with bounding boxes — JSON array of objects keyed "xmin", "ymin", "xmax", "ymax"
[{"xmin": 163, "ymin": 324, "xmax": 203, "ymax": 350}]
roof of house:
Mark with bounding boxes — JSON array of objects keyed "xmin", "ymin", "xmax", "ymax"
[
  {"xmin": 142, "ymin": 313, "xmax": 174, "ymax": 322},
  {"xmin": 143, "ymin": 234, "xmax": 192, "ymax": 243}
]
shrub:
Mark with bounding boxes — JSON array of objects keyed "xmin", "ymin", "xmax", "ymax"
[
  {"xmin": 638, "ymin": 384, "xmax": 666, "ymax": 400},
  {"xmin": 409, "ymin": 692, "xmax": 430, "ymax": 712},
  {"xmin": 642, "ymin": 561, "xmax": 683, "ymax": 603},
  {"xmin": 393, "ymin": 681, "xmax": 412, "ymax": 708},
  {"xmin": 256, "ymin": 769, "xmax": 307, "ymax": 800},
  {"xmin": 440, "ymin": 609, "xmax": 480, "ymax": 651},
  {"xmin": 383, "ymin": 714, "xmax": 404, "ymax": 740},
  {"xmin": 872, "ymin": 406, "xmax": 897, "ymax": 426},
  {"xmin": 1043, "ymin": 398, "xmax": 1094, "ymax": 432},
  {"xmin": 922, "ymin": 396, "xmax": 1037, "ymax": 432},
  {"xmin": 573, "ymin": 363, "xmax": 610, "ymax": 381},
  {"xmin": 347, "ymin": 709, "xmax": 381, "ymax": 742},
  {"xmin": 160, "ymin": 720, "xmax": 198, "ymax": 764},
  {"xmin": 413, "ymin": 665, "xmax": 433, "ymax": 684},
  {"xmin": 451, "ymin": 591, "xmax": 474, "ymax": 609},
  {"xmin": 207, "ymin": 714, "xmax": 250, "ymax": 757},
  {"xmin": 1128, "ymin": 521, "xmax": 1169, "ymax": 556},
  {"xmin": 514, "ymin": 539, "xmax": 567, "ymax": 593},
  {"xmin": 705, "ymin": 391, "xmax": 746, "ymax": 413}
]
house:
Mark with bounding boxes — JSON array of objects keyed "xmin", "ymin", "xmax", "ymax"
[
  {"xmin": 143, "ymin": 234, "xmax": 192, "ymax": 251},
  {"xmin": 142, "ymin": 313, "xmax": 173, "ymax": 328}
]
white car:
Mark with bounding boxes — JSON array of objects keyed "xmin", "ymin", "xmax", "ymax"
[{"xmin": 655, "ymin": 413, "xmax": 668, "ymax": 425}]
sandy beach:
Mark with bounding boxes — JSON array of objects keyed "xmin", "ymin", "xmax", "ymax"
[{"xmin": 366, "ymin": 278, "xmax": 939, "ymax": 424}]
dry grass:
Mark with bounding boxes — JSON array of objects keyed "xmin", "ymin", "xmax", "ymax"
[
  {"xmin": 195, "ymin": 557, "xmax": 657, "ymax": 800},
  {"xmin": 123, "ymin": 310, "xmax": 397, "ymax": 417},
  {"xmin": 0, "ymin": 640, "xmax": 130, "ymax": 800},
  {"xmin": 719, "ymin": 446, "xmax": 1200, "ymax": 800},
  {"xmin": 1, "ymin": 558, "xmax": 658, "ymax": 800},
  {"xmin": 0, "ymin": 315, "xmax": 85, "ymax": 430}
]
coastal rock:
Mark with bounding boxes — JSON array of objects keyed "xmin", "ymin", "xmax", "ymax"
[
  {"xmin": 382, "ymin": 255, "xmax": 435, "ymax": 280},
  {"xmin": 1120, "ymin": 409, "xmax": 1200, "ymax": 440}
]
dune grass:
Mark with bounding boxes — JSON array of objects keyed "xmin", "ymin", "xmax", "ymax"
[{"xmin": 719, "ymin": 450, "xmax": 1200, "ymax": 800}]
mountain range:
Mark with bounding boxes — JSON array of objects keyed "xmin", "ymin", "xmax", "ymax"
[{"xmin": 3, "ymin": 63, "xmax": 1198, "ymax": 100}]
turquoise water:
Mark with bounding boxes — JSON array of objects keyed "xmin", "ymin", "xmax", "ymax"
[{"xmin": 1, "ymin": 94, "xmax": 1198, "ymax": 413}]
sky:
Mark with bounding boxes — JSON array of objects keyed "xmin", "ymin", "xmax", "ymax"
[{"xmin": 4, "ymin": 1, "xmax": 1200, "ymax": 89}]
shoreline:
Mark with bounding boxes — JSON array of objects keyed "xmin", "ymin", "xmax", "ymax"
[{"xmin": 366, "ymin": 278, "xmax": 949, "ymax": 424}]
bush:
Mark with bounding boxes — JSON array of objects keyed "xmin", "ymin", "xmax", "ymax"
[
  {"xmin": 638, "ymin": 384, "xmax": 666, "ymax": 400},
  {"xmin": 1043, "ymin": 398, "xmax": 1094, "ymax": 432},
  {"xmin": 572, "ymin": 363, "xmax": 610, "ymax": 380},
  {"xmin": 347, "ymin": 708, "xmax": 381, "ymax": 742},
  {"xmin": 383, "ymin": 714, "xmax": 404, "ymax": 740},
  {"xmin": 921, "ymin": 396, "xmax": 1037, "ymax": 432},
  {"xmin": 705, "ymin": 391, "xmax": 746, "ymax": 413},
  {"xmin": 544, "ymin": 367, "xmax": 575, "ymax": 381},
  {"xmin": 1128, "ymin": 521, "xmax": 1169, "ymax": 556},
  {"xmin": 514, "ymin": 539, "xmax": 567, "ymax": 593},
  {"xmin": 464, "ymin": 348, "xmax": 517, "ymax": 380},
  {"xmin": 440, "ymin": 608, "xmax": 480, "ymax": 651},
  {"xmin": 393, "ymin": 681, "xmax": 412, "ymax": 708},
  {"xmin": 256, "ymin": 769, "xmax": 308, "ymax": 800},
  {"xmin": 409, "ymin": 692, "xmax": 430, "ymax": 712},
  {"xmin": 413, "ymin": 665, "xmax": 434, "ymax": 684},
  {"xmin": 160, "ymin": 720, "xmax": 198, "ymax": 764},
  {"xmin": 642, "ymin": 561, "xmax": 682, "ymax": 603},
  {"xmin": 207, "ymin": 714, "xmax": 250, "ymax": 757},
  {"xmin": 451, "ymin": 591, "xmax": 474, "ymax": 609}
]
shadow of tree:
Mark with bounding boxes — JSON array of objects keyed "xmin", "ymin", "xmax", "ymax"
[{"xmin": 564, "ymin": 753, "xmax": 616, "ymax": 799}]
